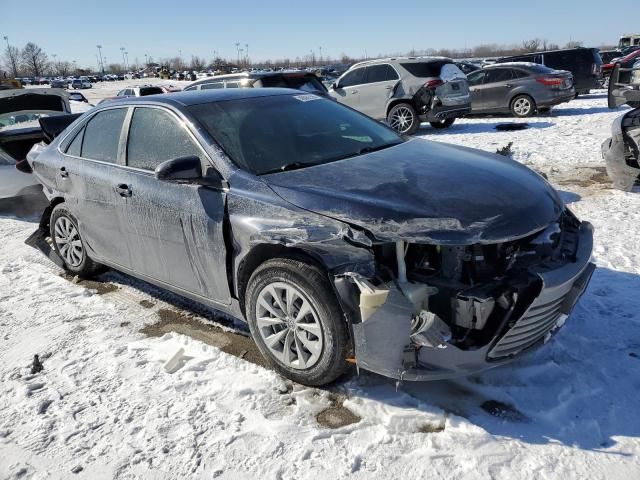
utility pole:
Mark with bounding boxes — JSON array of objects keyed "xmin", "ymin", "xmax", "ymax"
[
  {"xmin": 96, "ymin": 45, "xmax": 104, "ymax": 74},
  {"xmin": 3, "ymin": 36, "xmax": 18, "ymax": 77},
  {"xmin": 120, "ymin": 47, "xmax": 127, "ymax": 70}
]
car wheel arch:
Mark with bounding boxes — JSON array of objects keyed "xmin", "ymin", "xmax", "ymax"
[
  {"xmin": 386, "ymin": 97, "xmax": 418, "ymax": 118},
  {"xmin": 235, "ymin": 244, "xmax": 328, "ymax": 317}
]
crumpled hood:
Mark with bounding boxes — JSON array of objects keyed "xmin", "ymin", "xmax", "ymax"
[{"xmin": 264, "ymin": 138, "xmax": 563, "ymax": 245}]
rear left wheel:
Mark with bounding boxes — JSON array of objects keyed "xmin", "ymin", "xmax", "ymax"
[
  {"xmin": 387, "ymin": 103, "xmax": 420, "ymax": 135},
  {"xmin": 50, "ymin": 204, "xmax": 103, "ymax": 277},
  {"xmin": 510, "ymin": 95, "xmax": 536, "ymax": 118}
]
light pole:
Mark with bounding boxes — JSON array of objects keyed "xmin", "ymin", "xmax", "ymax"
[
  {"xmin": 3, "ymin": 36, "xmax": 18, "ymax": 77},
  {"xmin": 319, "ymin": 46, "xmax": 322, "ymax": 63},
  {"xmin": 125, "ymin": 51, "xmax": 129, "ymax": 70},
  {"xmin": 52, "ymin": 54, "xmax": 57, "ymax": 75},
  {"xmin": 245, "ymin": 43, "xmax": 249, "ymax": 66},
  {"xmin": 120, "ymin": 47, "xmax": 127, "ymax": 71},
  {"xmin": 235, "ymin": 42, "xmax": 240, "ymax": 66},
  {"xmin": 144, "ymin": 53, "xmax": 148, "ymax": 67},
  {"xmin": 239, "ymin": 49, "xmax": 244, "ymax": 68},
  {"xmin": 72, "ymin": 60, "xmax": 77, "ymax": 75},
  {"xmin": 96, "ymin": 45, "xmax": 104, "ymax": 74}
]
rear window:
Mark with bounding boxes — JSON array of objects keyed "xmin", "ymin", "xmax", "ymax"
[
  {"xmin": 400, "ymin": 61, "xmax": 451, "ymax": 78},
  {"xmin": 526, "ymin": 64, "xmax": 557, "ymax": 74},
  {"xmin": 139, "ymin": 87, "xmax": 164, "ymax": 96}
]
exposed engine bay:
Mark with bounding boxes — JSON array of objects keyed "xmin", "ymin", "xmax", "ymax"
[{"xmin": 337, "ymin": 209, "xmax": 594, "ymax": 381}]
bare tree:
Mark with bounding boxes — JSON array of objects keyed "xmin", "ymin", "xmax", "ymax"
[
  {"xmin": 522, "ymin": 38, "xmax": 542, "ymax": 52},
  {"xmin": 21, "ymin": 42, "xmax": 48, "ymax": 77},
  {"xmin": 190, "ymin": 55, "xmax": 205, "ymax": 71},
  {"xmin": 565, "ymin": 40, "xmax": 583, "ymax": 49},
  {"xmin": 3, "ymin": 44, "xmax": 20, "ymax": 77}
]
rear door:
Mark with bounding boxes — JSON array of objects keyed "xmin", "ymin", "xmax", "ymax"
[
  {"xmin": 331, "ymin": 67, "xmax": 366, "ymax": 110},
  {"xmin": 59, "ymin": 107, "xmax": 132, "ymax": 268},
  {"xmin": 357, "ymin": 64, "xmax": 400, "ymax": 119},
  {"xmin": 117, "ymin": 105, "xmax": 231, "ymax": 304},
  {"xmin": 481, "ymin": 68, "xmax": 517, "ymax": 110},
  {"xmin": 467, "ymin": 70, "xmax": 489, "ymax": 111}
]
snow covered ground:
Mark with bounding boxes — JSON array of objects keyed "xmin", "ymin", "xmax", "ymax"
[{"xmin": 1, "ymin": 86, "xmax": 640, "ymax": 479}]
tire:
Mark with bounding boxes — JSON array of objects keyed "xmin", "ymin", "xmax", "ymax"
[
  {"xmin": 50, "ymin": 204, "xmax": 103, "ymax": 277},
  {"xmin": 245, "ymin": 257, "xmax": 348, "ymax": 386},
  {"xmin": 510, "ymin": 95, "xmax": 536, "ymax": 118},
  {"xmin": 387, "ymin": 102, "xmax": 420, "ymax": 135},
  {"xmin": 429, "ymin": 118, "xmax": 455, "ymax": 129}
]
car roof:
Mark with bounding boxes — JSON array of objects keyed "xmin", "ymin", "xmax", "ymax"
[
  {"xmin": 484, "ymin": 62, "xmax": 541, "ymax": 69},
  {"xmin": 105, "ymin": 87, "xmax": 298, "ymax": 107},
  {"xmin": 185, "ymin": 70, "xmax": 318, "ymax": 87},
  {"xmin": 351, "ymin": 56, "xmax": 452, "ymax": 68}
]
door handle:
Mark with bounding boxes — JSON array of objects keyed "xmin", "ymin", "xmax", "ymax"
[
  {"xmin": 385, "ymin": 85, "xmax": 393, "ymax": 90},
  {"xmin": 115, "ymin": 184, "xmax": 132, "ymax": 197},
  {"xmin": 350, "ymin": 90, "xmax": 358, "ymax": 94},
  {"xmin": 504, "ymin": 84, "xmax": 513, "ymax": 88},
  {"xmin": 59, "ymin": 166, "xmax": 68, "ymax": 178}
]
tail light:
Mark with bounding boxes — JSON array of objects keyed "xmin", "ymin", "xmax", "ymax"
[
  {"xmin": 536, "ymin": 76, "xmax": 564, "ymax": 86},
  {"xmin": 425, "ymin": 79, "xmax": 443, "ymax": 89}
]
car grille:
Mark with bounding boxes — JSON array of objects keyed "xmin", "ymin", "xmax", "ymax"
[{"xmin": 487, "ymin": 293, "xmax": 568, "ymax": 359}]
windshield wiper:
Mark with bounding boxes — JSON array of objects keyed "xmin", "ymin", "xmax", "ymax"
[
  {"xmin": 260, "ymin": 161, "xmax": 323, "ymax": 175},
  {"xmin": 356, "ymin": 142, "xmax": 402, "ymax": 155}
]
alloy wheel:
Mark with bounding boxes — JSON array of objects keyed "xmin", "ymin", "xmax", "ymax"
[
  {"xmin": 255, "ymin": 282, "xmax": 323, "ymax": 369},
  {"xmin": 53, "ymin": 216, "xmax": 84, "ymax": 267},
  {"xmin": 389, "ymin": 106, "xmax": 416, "ymax": 133},
  {"xmin": 513, "ymin": 97, "xmax": 532, "ymax": 116}
]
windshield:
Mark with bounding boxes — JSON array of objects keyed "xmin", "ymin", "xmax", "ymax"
[{"xmin": 189, "ymin": 94, "xmax": 403, "ymax": 175}]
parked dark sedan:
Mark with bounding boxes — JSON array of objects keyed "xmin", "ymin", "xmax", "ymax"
[
  {"xmin": 26, "ymin": 89, "xmax": 594, "ymax": 386},
  {"xmin": 467, "ymin": 63, "xmax": 575, "ymax": 117},
  {"xmin": 496, "ymin": 47, "xmax": 602, "ymax": 96}
]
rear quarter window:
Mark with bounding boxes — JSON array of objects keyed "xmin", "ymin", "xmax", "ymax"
[{"xmin": 399, "ymin": 61, "xmax": 451, "ymax": 78}]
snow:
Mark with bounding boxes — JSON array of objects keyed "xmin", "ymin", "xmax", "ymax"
[{"xmin": 1, "ymin": 88, "xmax": 640, "ymax": 479}]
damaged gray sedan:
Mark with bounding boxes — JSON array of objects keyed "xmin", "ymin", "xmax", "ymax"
[{"xmin": 26, "ymin": 89, "xmax": 594, "ymax": 386}]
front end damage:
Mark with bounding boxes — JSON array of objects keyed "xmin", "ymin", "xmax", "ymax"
[
  {"xmin": 335, "ymin": 210, "xmax": 594, "ymax": 381},
  {"xmin": 602, "ymin": 108, "xmax": 640, "ymax": 191}
]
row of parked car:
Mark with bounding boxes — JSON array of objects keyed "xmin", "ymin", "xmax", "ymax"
[{"xmin": 176, "ymin": 47, "xmax": 604, "ymax": 135}]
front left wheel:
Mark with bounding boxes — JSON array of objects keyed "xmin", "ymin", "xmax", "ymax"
[
  {"xmin": 50, "ymin": 204, "xmax": 103, "ymax": 277},
  {"xmin": 245, "ymin": 257, "xmax": 348, "ymax": 386}
]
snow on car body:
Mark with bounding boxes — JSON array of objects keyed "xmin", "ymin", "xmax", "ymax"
[{"xmin": 25, "ymin": 88, "xmax": 594, "ymax": 386}]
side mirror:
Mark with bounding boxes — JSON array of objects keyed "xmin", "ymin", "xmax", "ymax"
[
  {"xmin": 155, "ymin": 155, "xmax": 202, "ymax": 182},
  {"xmin": 332, "ymin": 82, "xmax": 339, "ymax": 90}
]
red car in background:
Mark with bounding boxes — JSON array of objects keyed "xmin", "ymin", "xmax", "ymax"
[{"xmin": 602, "ymin": 49, "xmax": 640, "ymax": 83}]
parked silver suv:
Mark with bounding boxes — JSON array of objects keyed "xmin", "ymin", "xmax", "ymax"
[{"xmin": 329, "ymin": 57, "xmax": 471, "ymax": 135}]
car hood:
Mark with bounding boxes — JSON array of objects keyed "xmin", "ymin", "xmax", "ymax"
[{"xmin": 263, "ymin": 139, "xmax": 563, "ymax": 245}]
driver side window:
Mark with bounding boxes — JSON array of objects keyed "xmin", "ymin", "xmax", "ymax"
[
  {"xmin": 126, "ymin": 107, "xmax": 204, "ymax": 171},
  {"xmin": 339, "ymin": 68, "xmax": 366, "ymax": 88}
]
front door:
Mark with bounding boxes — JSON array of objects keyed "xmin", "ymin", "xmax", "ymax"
[
  {"xmin": 117, "ymin": 106, "xmax": 231, "ymax": 305},
  {"xmin": 331, "ymin": 67, "xmax": 366, "ymax": 111}
]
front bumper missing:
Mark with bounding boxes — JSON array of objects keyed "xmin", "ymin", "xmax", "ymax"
[{"xmin": 350, "ymin": 222, "xmax": 595, "ymax": 382}]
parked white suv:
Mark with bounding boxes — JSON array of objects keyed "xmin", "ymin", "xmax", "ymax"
[{"xmin": 329, "ymin": 57, "xmax": 471, "ymax": 134}]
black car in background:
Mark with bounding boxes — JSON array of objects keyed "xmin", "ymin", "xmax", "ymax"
[
  {"xmin": 25, "ymin": 89, "xmax": 594, "ymax": 386},
  {"xmin": 496, "ymin": 47, "xmax": 603, "ymax": 95},
  {"xmin": 184, "ymin": 71, "xmax": 330, "ymax": 97}
]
